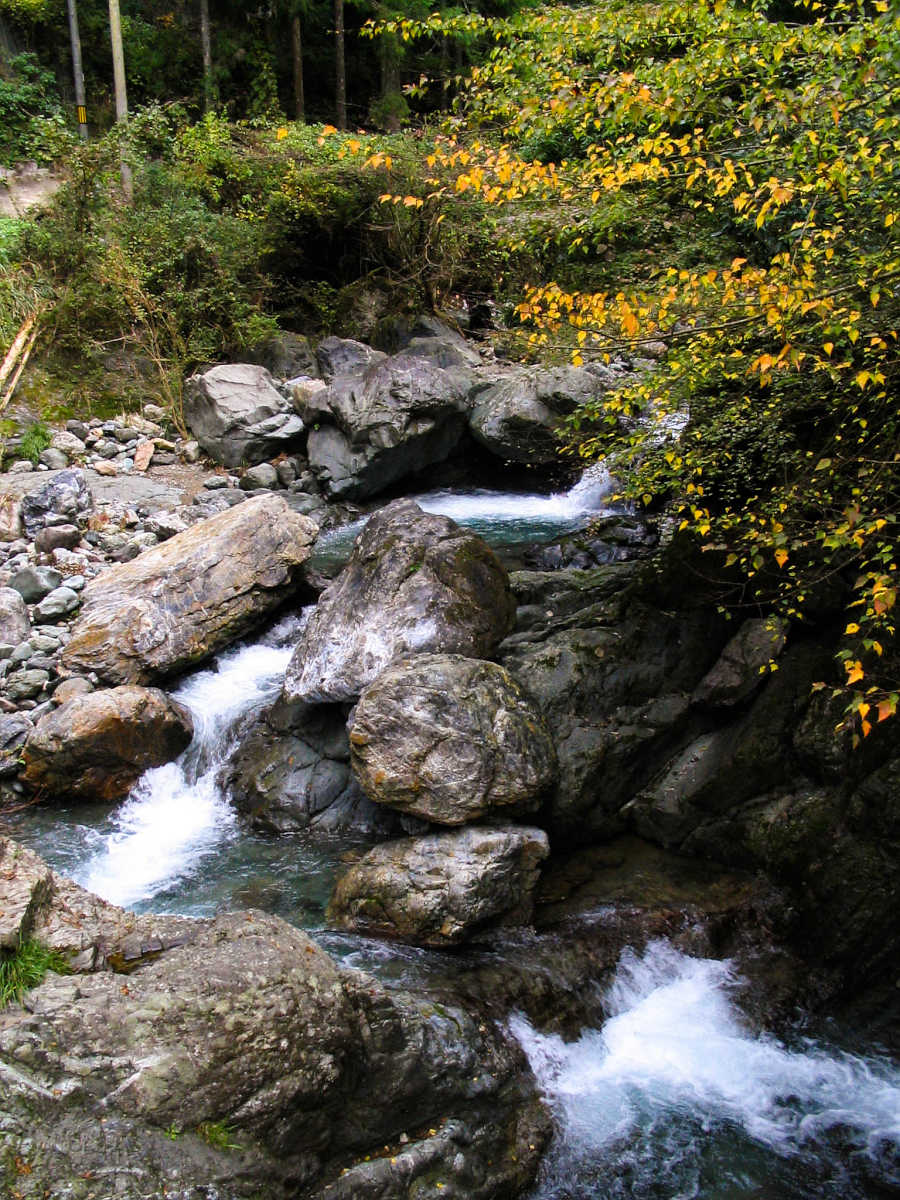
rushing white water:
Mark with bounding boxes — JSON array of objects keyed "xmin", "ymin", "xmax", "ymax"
[
  {"xmin": 310, "ymin": 463, "xmax": 622, "ymax": 575},
  {"xmin": 76, "ymin": 614, "xmax": 307, "ymax": 909},
  {"xmin": 513, "ymin": 941, "xmax": 900, "ymax": 1199}
]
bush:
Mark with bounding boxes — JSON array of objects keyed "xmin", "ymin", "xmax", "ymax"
[
  {"xmin": 0, "ymin": 939, "xmax": 69, "ymax": 1007},
  {"xmin": 0, "ymin": 52, "xmax": 67, "ymax": 166}
]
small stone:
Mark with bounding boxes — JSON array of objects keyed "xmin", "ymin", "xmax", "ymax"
[
  {"xmin": 66, "ymin": 420, "xmax": 90, "ymax": 441},
  {"xmin": 151, "ymin": 452, "xmax": 176, "ymax": 465},
  {"xmin": 143, "ymin": 404, "xmax": 167, "ymax": 421},
  {"xmin": 9, "ymin": 566, "xmax": 63, "ymax": 603},
  {"xmin": 38, "ymin": 448, "xmax": 69, "ymax": 470},
  {"xmin": 34, "ymin": 525, "xmax": 81, "ymax": 554},
  {"xmin": 0, "ymin": 495, "xmax": 23, "ymax": 542},
  {"xmin": 9, "ymin": 644, "xmax": 33, "ymax": 664},
  {"xmin": 0, "ymin": 588, "xmax": 30, "ymax": 644},
  {"xmin": 53, "ymin": 676, "xmax": 93, "ymax": 703},
  {"xmin": 29, "ymin": 635, "xmax": 60, "ymax": 653},
  {"xmin": 181, "ymin": 440, "xmax": 201, "ymax": 463},
  {"xmin": 64, "ymin": 575, "xmax": 85, "ymax": 591},
  {"xmin": 133, "ymin": 441, "xmax": 154, "ymax": 472},
  {"xmin": 239, "ymin": 463, "xmax": 279, "ymax": 491},
  {"xmin": 144, "ymin": 513, "xmax": 188, "ymax": 540},
  {"xmin": 51, "ymin": 430, "xmax": 87, "ymax": 456},
  {"xmin": 8, "ymin": 461, "xmax": 34, "ymax": 474},
  {"xmin": 152, "ymin": 438, "xmax": 177, "ymax": 452},
  {"xmin": 33, "ymin": 586, "xmax": 80, "ymax": 622},
  {"xmin": 6, "ymin": 668, "xmax": 50, "ymax": 701},
  {"xmin": 203, "ymin": 476, "xmax": 229, "ymax": 490}
]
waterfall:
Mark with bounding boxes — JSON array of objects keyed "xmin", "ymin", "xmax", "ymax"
[{"xmin": 73, "ymin": 614, "xmax": 307, "ymax": 910}]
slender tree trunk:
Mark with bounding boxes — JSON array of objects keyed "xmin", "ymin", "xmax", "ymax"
[
  {"xmin": 107, "ymin": 0, "xmax": 132, "ymax": 200},
  {"xmin": 66, "ymin": 0, "xmax": 89, "ymax": 139},
  {"xmin": 200, "ymin": 0, "xmax": 213, "ymax": 111},
  {"xmin": 334, "ymin": 0, "xmax": 346, "ymax": 130},
  {"xmin": 291, "ymin": 13, "xmax": 304, "ymax": 122}
]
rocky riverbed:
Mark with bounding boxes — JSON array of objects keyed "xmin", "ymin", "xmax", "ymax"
[{"xmin": 0, "ymin": 316, "xmax": 897, "ymax": 1199}]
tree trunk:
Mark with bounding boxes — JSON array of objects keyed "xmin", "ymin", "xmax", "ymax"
[
  {"xmin": 66, "ymin": 0, "xmax": 89, "ymax": 139},
  {"xmin": 107, "ymin": 0, "xmax": 132, "ymax": 200},
  {"xmin": 334, "ymin": 0, "xmax": 346, "ymax": 130},
  {"xmin": 200, "ymin": 0, "xmax": 213, "ymax": 111},
  {"xmin": 291, "ymin": 13, "xmax": 304, "ymax": 122}
]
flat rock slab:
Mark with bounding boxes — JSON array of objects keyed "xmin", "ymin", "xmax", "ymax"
[
  {"xmin": 0, "ymin": 464, "xmax": 206, "ymax": 513},
  {"xmin": 328, "ymin": 825, "xmax": 550, "ymax": 946},
  {"xmin": 283, "ymin": 499, "xmax": 515, "ymax": 704},
  {"xmin": 61, "ymin": 494, "xmax": 318, "ymax": 684},
  {"xmin": 349, "ymin": 653, "xmax": 557, "ymax": 824},
  {"xmin": 21, "ymin": 685, "xmax": 193, "ymax": 803}
]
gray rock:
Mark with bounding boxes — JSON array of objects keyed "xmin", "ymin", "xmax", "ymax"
[
  {"xmin": 328, "ymin": 825, "xmax": 550, "ymax": 946},
  {"xmin": 350, "ymin": 654, "xmax": 557, "ymax": 824},
  {"xmin": 239, "ymin": 462, "xmax": 280, "ymax": 490},
  {"xmin": 51, "ymin": 429, "xmax": 87, "ymax": 456},
  {"xmin": 33, "ymin": 585, "xmax": 80, "ymax": 622},
  {"xmin": 8, "ymin": 565, "xmax": 63, "ymax": 603},
  {"xmin": 183, "ymin": 363, "xmax": 305, "ymax": 468},
  {"xmin": 9, "ymin": 643, "xmax": 33, "ymax": 663},
  {"xmin": 0, "ymin": 712, "xmax": 33, "ymax": 777},
  {"xmin": 181, "ymin": 438, "xmax": 201, "ymax": 462},
  {"xmin": 693, "ymin": 616, "xmax": 788, "ymax": 708},
  {"xmin": 5, "ymin": 668, "xmax": 49, "ymax": 701},
  {"xmin": 304, "ymin": 353, "xmax": 473, "ymax": 501},
  {"xmin": 249, "ymin": 331, "xmax": 319, "ymax": 379},
  {"xmin": 22, "ymin": 685, "xmax": 193, "ymax": 802},
  {"xmin": 20, "ymin": 468, "xmax": 93, "ymax": 538},
  {"xmin": 38, "ymin": 447, "xmax": 69, "ymax": 471},
  {"xmin": 283, "ymin": 500, "xmax": 515, "ymax": 704},
  {"xmin": 226, "ymin": 699, "xmax": 415, "ymax": 836},
  {"xmin": 61, "ymin": 495, "xmax": 318, "ymax": 685},
  {"xmin": 0, "ymin": 587, "xmax": 30, "ymax": 644},
  {"xmin": 8, "ymin": 460, "xmax": 34, "ymax": 474},
  {"xmin": 469, "ymin": 365, "xmax": 613, "ymax": 464},
  {"xmin": 315, "ymin": 336, "xmax": 386, "ymax": 382}
]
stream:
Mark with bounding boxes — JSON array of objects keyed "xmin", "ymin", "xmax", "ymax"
[{"xmin": 9, "ymin": 474, "xmax": 900, "ymax": 1200}]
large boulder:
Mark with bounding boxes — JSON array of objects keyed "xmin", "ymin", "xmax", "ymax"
[
  {"xmin": 301, "ymin": 352, "xmax": 474, "ymax": 500},
  {"xmin": 21, "ymin": 685, "xmax": 193, "ymax": 802},
  {"xmin": 282, "ymin": 500, "xmax": 515, "ymax": 704},
  {"xmin": 349, "ymin": 653, "xmax": 557, "ymax": 824},
  {"xmin": 61, "ymin": 494, "xmax": 318, "ymax": 685},
  {"xmin": 19, "ymin": 467, "xmax": 93, "ymax": 538},
  {"xmin": 183, "ymin": 363, "xmax": 305, "ymax": 467},
  {"xmin": 469, "ymin": 364, "xmax": 618, "ymax": 465},
  {"xmin": 328, "ymin": 825, "xmax": 550, "ymax": 946},
  {"xmin": 225, "ymin": 698, "xmax": 416, "ymax": 836},
  {"xmin": 315, "ymin": 335, "xmax": 386, "ymax": 382},
  {"xmin": 0, "ymin": 842, "xmax": 548, "ymax": 1199}
]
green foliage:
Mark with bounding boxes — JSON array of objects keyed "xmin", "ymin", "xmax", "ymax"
[
  {"xmin": 0, "ymin": 52, "xmax": 67, "ymax": 166},
  {"xmin": 196, "ymin": 1121, "xmax": 243, "ymax": 1151},
  {"xmin": 0, "ymin": 939, "xmax": 69, "ymax": 1008},
  {"xmin": 360, "ymin": 0, "xmax": 899, "ymax": 734},
  {"xmin": 18, "ymin": 420, "xmax": 50, "ymax": 463}
]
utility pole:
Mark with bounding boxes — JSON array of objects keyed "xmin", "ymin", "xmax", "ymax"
[
  {"xmin": 200, "ymin": 0, "xmax": 214, "ymax": 111},
  {"xmin": 107, "ymin": 0, "xmax": 132, "ymax": 200},
  {"xmin": 66, "ymin": 0, "xmax": 89, "ymax": 140},
  {"xmin": 334, "ymin": 0, "xmax": 346, "ymax": 130}
]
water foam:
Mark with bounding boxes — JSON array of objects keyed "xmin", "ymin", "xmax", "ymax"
[
  {"xmin": 512, "ymin": 941, "xmax": 900, "ymax": 1199},
  {"xmin": 75, "ymin": 616, "xmax": 306, "ymax": 910}
]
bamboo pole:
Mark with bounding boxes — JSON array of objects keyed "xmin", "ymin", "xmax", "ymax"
[
  {"xmin": 0, "ymin": 315, "xmax": 37, "ymax": 394},
  {"xmin": 0, "ymin": 325, "xmax": 39, "ymax": 413}
]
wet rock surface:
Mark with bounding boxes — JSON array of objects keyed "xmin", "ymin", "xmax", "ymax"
[
  {"xmin": 328, "ymin": 825, "xmax": 550, "ymax": 946},
  {"xmin": 349, "ymin": 653, "xmax": 557, "ymax": 824},
  {"xmin": 21, "ymin": 685, "xmax": 193, "ymax": 802},
  {"xmin": 226, "ymin": 698, "xmax": 416, "ymax": 837},
  {"xmin": 0, "ymin": 839, "xmax": 549, "ymax": 1200},
  {"xmin": 283, "ymin": 500, "xmax": 515, "ymax": 703}
]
